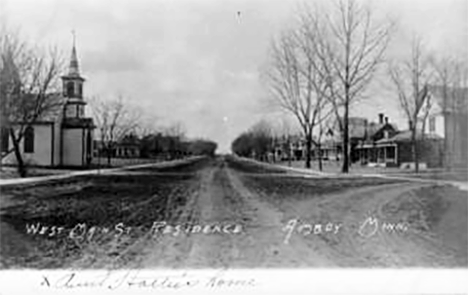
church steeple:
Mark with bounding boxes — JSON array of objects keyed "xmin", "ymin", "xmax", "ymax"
[
  {"xmin": 68, "ymin": 31, "xmax": 80, "ymax": 77},
  {"xmin": 61, "ymin": 31, "xmax": 85, "ymax": 101}
]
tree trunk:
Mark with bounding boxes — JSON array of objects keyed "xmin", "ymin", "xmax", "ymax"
[
  {"xmin": 412, "ymin": 129, "xmax": 419, "ymax": 173},
  {"xmin": 318, "ymin": 142, "xmax": 323, "ymax": 171},
  {"xmin": 106, "ymin": 146, "xmax": 112, "ymax": 166},
  {"xmin": 9, "ymin": 128, "xmax": 27, "ymax": 177},
  {"xmin": 305, "ymin": 132, "xmax": 312, "ymax": 169},
  {"xmin": 342, "ymin": 101, "xmax": 350, "ymax": 173}
]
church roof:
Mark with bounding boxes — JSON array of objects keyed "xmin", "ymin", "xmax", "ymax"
[
  {"xmin": 62, "ymin": 37, "xmax": 84, "ymax": 80},
  {"xmin": 68, "ymin": 45, "xmax": 80, "ymax": 77},
  {"xmin": 1, "ymin": 45, "xmax": 67, "ymax": 124},
  {"xmin": 34, "ymin": 93, "xmax": 66, "ymax": 122},
  {"xmin": 5, "ymin": 92, "xmax": 66, "ymax": 124}
]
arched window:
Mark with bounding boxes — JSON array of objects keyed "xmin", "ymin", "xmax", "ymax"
[
  {"xmin": 67, "ymin": 82, "xmax": 74, "ymax": 97},
  {"xmin": 24, "ymin": 126, "xmax": 34, "ymax": 153}
]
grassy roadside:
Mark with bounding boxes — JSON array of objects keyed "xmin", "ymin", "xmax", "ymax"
[
  {"xmin": 0, "ymin": 157, "xmax": 169, "ymax": 180},
  {"xmin": 232, "ymin": 156, "xmax": 468, "ymax": 266},
  {"xmin": 274, "ymin": 159, "xmax": 468, "ymax": 182},
  {"xmin": 0, "ymin": 167, "xmax": 74, "ymax": 179},
  {"xmin": 381, "ymin": 184, "xmax": 468, "ymax": 265},
  {"xmin": 227, "ymin": 156, "xmax": 405, "ymax": 202}
]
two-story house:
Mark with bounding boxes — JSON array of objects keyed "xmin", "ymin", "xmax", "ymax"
[
  {"xmin": 423, "ymin": 85, "xmax": 468, "ymax": 169},
  {"xmin": 320, "ymin": 113, "xmax": 398, "ymax": 165},
  {"xmin": 354, "ymin": 114, "xmax": 399, "ymax": 166}
]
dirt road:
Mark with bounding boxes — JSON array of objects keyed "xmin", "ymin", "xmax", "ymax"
[{"xmin": 1, "ymin": 156, "xmax": 466, "ymax": 268}]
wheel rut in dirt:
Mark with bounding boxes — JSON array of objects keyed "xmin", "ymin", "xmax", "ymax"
[{"xmin": 1, "ymin": 156, "xmax": 466, "ymax": 268}]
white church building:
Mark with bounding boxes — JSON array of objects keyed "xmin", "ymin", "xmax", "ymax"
[{"xmin": 2, "ymin": 42, "xmax": 95, "ymax": 167}]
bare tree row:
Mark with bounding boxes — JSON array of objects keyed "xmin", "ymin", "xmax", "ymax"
[
  {"xmin": 263, "ymin": 0, "xmax": 467, "ymax": 173},
  {"xmin": 231, "ymin": 120, "xmax": 274, "ymax": 161}
]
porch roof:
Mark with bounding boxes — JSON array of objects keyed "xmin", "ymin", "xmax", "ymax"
[
  {"xmin": 375, "ymin": 130, "xmax": 443, "ymax": 144},
  {"xmin": 357, "ymin": 142, "xmax": 397, "ymax": 148}
]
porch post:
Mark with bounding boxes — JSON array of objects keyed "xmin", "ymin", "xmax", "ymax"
[
  {"xmin": 384, "ymin": 145, "xmax": 387, "ymax": 164},
  {"xmin": 394, "ymin": 143, "xmax": 398, "ymax": 164}
]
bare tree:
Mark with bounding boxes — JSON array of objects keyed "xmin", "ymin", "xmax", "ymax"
[
  {"xmin": 163, "ymin": 121, "xmax": 187, "ymax": 159},
  {"xmin": 90, "ymin": 95, "xmax": 141, "ymax": 166},
  {"xmin": 279, "ymin": 118, "xmax": 294, "ymax": 166},
  {"xmin": 164, "ymin": 121, "xmax": 186, "ymax": 139},
  {"xmin": 315, "ymin": 107, "xmax": 337, "ymax": 171},
  {"xmin": 135, "ymin": 114, "xmax": 160, "ymax": 138},
  {"xmin": 0, "ymin": 28, "xmax": 63, "ymax": 176},
  {"xmin": 388, "ymin": 36, "xmax": 432, "ymax": 172},
  {"xmin": 300, "ymin": 0, "xmax": 393, "ymax": 173},
  {"xmin": 249, "ymin": 119, "xmax": 273, "ymax": 162},
  {"xmin": 264, "ymin": 0, "xmax": 392, "ymax": 172},
  {"xmin": 264, "ymin": 25, "xmax": 330, "ymax": 169},
  {"xmin": 231, "ymin": 119, "xmax": 274, "ymax": 161}
]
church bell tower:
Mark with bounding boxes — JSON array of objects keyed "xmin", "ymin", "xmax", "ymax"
[
  {"xmin": 60, "ymin": 33, "xmax": 95, "ymax": 167},
  {"xmin": 61, "ymin": 34, "xmax": 86, "ymax": 118}
]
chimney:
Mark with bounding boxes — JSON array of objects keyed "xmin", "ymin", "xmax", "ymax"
[
  {"xmin": 385, "ymin": 116, "xmax": 389, "ymax": 124},
  {"xmin": 378, "ymin": 113, "xmax": 384, "ymax": 124}
]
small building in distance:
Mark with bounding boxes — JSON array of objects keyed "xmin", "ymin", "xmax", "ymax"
[{"xmin": 115, "ymin": 133, "xmax": 141, "ymax": 158}]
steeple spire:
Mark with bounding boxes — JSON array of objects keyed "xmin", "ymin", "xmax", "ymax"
[{"xmin": 68, "ymin": 30, "xmax": 80, "ymax": 76}]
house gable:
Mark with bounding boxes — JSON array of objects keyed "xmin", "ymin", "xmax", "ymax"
[{"xmin": 370, "ymin": 124, "xmax": 397, "ymax": 142}]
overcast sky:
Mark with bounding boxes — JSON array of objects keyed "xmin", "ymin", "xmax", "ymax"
[{"xmin": 1, "ymin": 0, "xmax": 466, "ymax": 152}]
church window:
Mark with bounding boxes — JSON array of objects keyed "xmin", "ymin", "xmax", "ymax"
[
  {"xmin": 66, "ymin": 105, "xmax": 76, "ymax": 117},
  {"xmin": 78, "ymin": 105, "xmax": 84, "ymax": 117},
  {"xmin": 78, "ymin": 83, "xmax": 83, "ymax": 97},
  {"xmin": 67, "ymin": 82, "xmax": 74, "ymax": 97},
  {"xmin": 24, "ymin": 126, "xmax": 34, "ymax": 153},
  {"xmin": 1, "ymin": 127, "xmax": 9, "ymax": 152}
]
